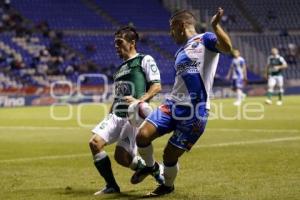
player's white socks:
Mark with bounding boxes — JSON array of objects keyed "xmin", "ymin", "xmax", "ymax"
[
  {"xmin": 237, "ymin": 89, "xmax": 243, "ymax": 102},
  {"xmin": 93, "ymin": 151, "xmax": 108, "ymax": 162},
  {"xmin": 138, "ymin": 144, "xmax": 155, "ymax": 167},
  {"xmin": 129, "ymin": 156, "xmax": 144, "ymax": 170},
  {"xmin": 164, "ymin": 163, "xmax": 179, "ymax": 187}
]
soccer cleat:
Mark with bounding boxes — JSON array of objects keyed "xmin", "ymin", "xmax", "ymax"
[
  {"xmin": 93, "ymin": 185, "xmax": 120, "ymax": 195},
  {"xmin": 233, "ymin": 101, "xmax": 241, "ymax": 106},
  {"xmin": 131, "ymin": 162, "xmax": 164, "ymax": 184},
  {"xmin": 265, "ymin": 99, "xmax": 272, "ymax": 105},
  {"xmin": 153, "ymin": 163, "xmax": 165, "ymax": 185},
  {"xmin": 276, "ymin": 101, "xmax": 283, "ymax": 106},
  {"xmin": 145, "ymin": 184, "xmax": 175, "ymax": 197}
]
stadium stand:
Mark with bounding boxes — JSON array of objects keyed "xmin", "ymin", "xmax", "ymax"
[
  {"xmin": 11, "ymin": 0, "xmax": 113, "ymax": 30},
  {"xmin": 241, "ymin": 0, "xmax": 300, "ymax": 31},
  {"xmin": 94, "ymin": 0, "xmax": 170, "ymax": 30},
  {"xmin": 187, "ymin": 0, "xmax": 253, "ymax": 31},
  {"xmin": 0, "ymin": 0, "xmax": 299, "ymax": 97}
]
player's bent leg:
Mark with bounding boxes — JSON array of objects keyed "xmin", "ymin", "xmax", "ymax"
[
  {"xmin": 136, "ymin": 121, "xmax": 160, "ymax": 147},
  {"xmin": 114, "ymin": 145, "xmax": 164, "ymax": 183},
  {"xmin": 114, "ymin": 145, "xmax": 133, "ymax": 168},
  {"xmin": 89, "ymin": 134, "xmax": 106, "ymax": 155},
  {"xmin": 146, "ymin": 143, "xmax": 184, "ymax": 197},
  {"xmin": 131, "ymin": 121, "xmax": 163, "ymax": 184},
  {"xmin": 89, "ymin": 135, "xmax": 120, "ymax": 195}
]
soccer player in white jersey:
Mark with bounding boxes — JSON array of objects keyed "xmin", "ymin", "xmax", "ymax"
[
  {"xmin": 265, "ymin": 47, "xmax": 287, "ymax": 106},
  {"xmin": 227, "ymin": 49, "xmax": 247, "ymax": 106},
  {"xmin": 88, "ymin": 26, "xmax": 163, "ymax": 195},
  {"xmin": 130, "ymin": 8, "xmax": 232, "ymax": 196}
]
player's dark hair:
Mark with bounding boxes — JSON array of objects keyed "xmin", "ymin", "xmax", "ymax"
[
  {"xmin": 170, "ymin": 10, "xmax": 196, "ymax": 25},
  {"xmin": 115, "ymin": 26, "xmax": 139, "ymax": 43}
]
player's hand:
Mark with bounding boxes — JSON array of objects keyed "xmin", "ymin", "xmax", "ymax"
[
  {"xmin": 123, "ymin": 96, "xmax": 137, "ymax": 104},
  {"xmin": 243, "ymin": 79, "xmax": 248, "ymax": 85},
  {"xmin": 211, "ymin": 7, "xmax": 224, "ymax": 27}
]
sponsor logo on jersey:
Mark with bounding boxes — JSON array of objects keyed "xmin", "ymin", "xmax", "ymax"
[
  {"xmin": 176, "ymin": 61, "xmax": 200, "ymax": 75},
  {"xmin": 114, "ymin": 64, "xmax": 131, "ymax": 79}
]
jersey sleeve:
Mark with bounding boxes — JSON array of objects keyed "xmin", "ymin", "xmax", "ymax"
[
  {"xmin": 267, "ymin": 56, "xmax": 271, "ymax": 65},
  {"xmin": 203, "ymin": 32, "xmax": 219, "ymax": 53},
  {"xmin": 240, "ymin": 57, "xmax": 246, "ymax": 66},
  {"xmin": 279, "ymin": 56, "xmax": 287, "ymax": 65},
  {"xmin": 141, "ymin": 55, "xmax": 161, "ymax": 83}
]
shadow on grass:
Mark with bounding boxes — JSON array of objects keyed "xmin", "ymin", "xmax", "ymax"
[
  {"xmin": 17, "ymin": 187, "xmax": 224, "ymax": 200},
  {"xmin": 60, "ymin": 187, "xmax": 144, "ymax": 199}
]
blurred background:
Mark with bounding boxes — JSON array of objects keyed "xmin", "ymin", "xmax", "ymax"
[{"xmin": 0, "ymin": 0, "xmax": 299, "ymax": 106}]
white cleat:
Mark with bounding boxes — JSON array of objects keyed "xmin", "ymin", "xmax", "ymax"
[
  {"xmin": 276, "ymin": 101, "xmax": 283, "ymax": 106},
  {"xmin": 93, "ymin": 185, "xmax": 120, "ymax": 195},
  {"xmin": 233, "ymin": 101, "xmax": 241, "ymax": 106},
  {"xmin": 265, "ymin": 99, "xmax": 272, "ymax": 105}
]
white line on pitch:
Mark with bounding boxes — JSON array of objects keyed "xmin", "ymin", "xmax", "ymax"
[
  {"xmin": 196, "ymin": 136, "xmax": 300, "ymax": 148},
  {"xmin": 0, "ymin": 126, "xmax": 79, "ymax": 130},
  {"xmin": 0, "ymin": 153, "xmax": 90, "ymax": 163},
  {"xmin": 207, "ymin": 128, "xmax": 300, "ymax": 133},
  {"xmin": 1, "ymin": 136, "xmax": 300, "ymax": 164},
  {"xmin": 0, "ymin": 126, "xmax": 299, "ymax": 133}
]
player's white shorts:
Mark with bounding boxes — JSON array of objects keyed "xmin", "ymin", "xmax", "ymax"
[
  {"xmin": 268, "ymin": 75, "xmax": 284, "ymax": 93},
  {"xmin": 92, "ymin": 113, "xmax": 138, "ymax": 156}
]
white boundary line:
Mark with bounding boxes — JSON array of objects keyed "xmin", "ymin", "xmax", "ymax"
[
  {"xmin": 196, "ymin": 136, "xmax": 300, "ymax": 148},
  {"xmin": 0, "ymin": 126, "xmax": 79, "ymax": 130},
  {"xmin": 0, "ymin": 126, "xmax": 299, "ymax": 133},
  {"xmin": 1, "ymin": 136, "xmax": 300, "ymax": 164},
  {"xmin": 207, "ymin": 128, "xmax": 300, "ymax": 133}
]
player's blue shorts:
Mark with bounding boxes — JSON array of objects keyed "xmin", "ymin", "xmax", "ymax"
[
  {"xmin": 232, "ymin": 78, "xmax": 243, "ymax": 90},
  {"xmin": 146, "ymin": 99, "xmax": 209, "ymax": 151}
]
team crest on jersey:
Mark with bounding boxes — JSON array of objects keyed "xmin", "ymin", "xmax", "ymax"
[
  {"xmin": 191, "ymin": 41, "xmax": 200, "ymax": 48},
  {"xmin": 150, "ymin": 64, "xmax": 158, "ymax": 73},
  {"xmin": 191, "ymin": 38, "xmax": 202, "ymax": 48}
]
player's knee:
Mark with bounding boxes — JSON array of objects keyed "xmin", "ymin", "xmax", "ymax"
[
  {"xmin": 89, "ymin": 136, "xmax": 104, "ymax": 151},
  {"xmin": 136, "ymin": 128, "xmax": 151, "ymax": 147},
  {"xmin": 114, "ymin": 147, "xmax": 132, "ymax": 167},
  {"xmin": 88, "ymin": 138, "xmax": 95, "ymax": 149}
]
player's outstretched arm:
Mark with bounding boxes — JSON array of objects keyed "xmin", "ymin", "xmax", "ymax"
[
  {"xmin": 211, "ymin": 7, "xmax": 232, "ymax": 53},
  {"xmin": 123, "ymin": 83, "xmax": 161, "ymax": 104},
  {"xmin": 276, "ymin": 57, "xmax": 288, "ymax": 70},
  {"xmin": 139, "ymin": 83, "xmax": 161, "ymax": 102}
]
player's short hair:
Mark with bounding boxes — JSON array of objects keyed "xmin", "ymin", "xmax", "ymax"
[
  {"xmin": 170, "ymin": 10, "xmax": 196, "ymax": 25},
  {"xmin": 115, "ymin": 26, "xmax": 139, "ymax": 43}
]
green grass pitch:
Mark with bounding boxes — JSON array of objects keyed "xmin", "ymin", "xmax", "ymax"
[{"xmin": 0, "ymin": 96, "xmax": 299, "ymax": 200}]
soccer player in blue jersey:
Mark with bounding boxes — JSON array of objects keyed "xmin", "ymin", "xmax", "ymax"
[
  {"xmin": 130, "ymin": 8, "xmax": 233, "ymax": 197},
  {"xmin": 227, "ymin": 49, "xmax": 247, "ymax": 106}
]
